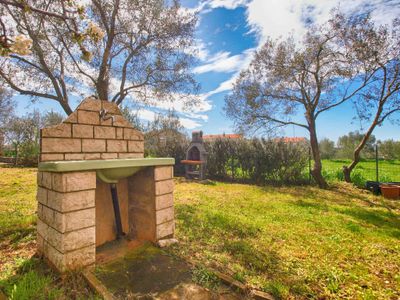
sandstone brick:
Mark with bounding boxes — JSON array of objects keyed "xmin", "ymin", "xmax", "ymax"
[
  {"xmin": 73, "ymin": 124, "xmax": 93, "ymax": 138},
  {"xmin": 37, "ymin": 202, "xmax": 43, "ymax": 216},
  {"xmin": 116, "ymin": 127, "xmax": 123, "ymax": 139},
  {"xmin": 85, "ymin": 153, "xmax": 101, "ymax": 160},
  {"xmin": 43, "ymin": 241, "xmax": 64, "ymax": 271},
  {"xmin": 118, "ymin": 153, "xmax": 143, "ymax": 158},
  {"xmin": 39, "ymin": 172, "xmax": 52, "ymax": 189},
  {"xmin": 37, "ymin": 218, "xmax": 49, "ymax": 238},
  {"xmin": 82, "ymin": 139, "xmax": 106, "ymax": 152},
  {"xmin": 64, "ymin": 244, "xmax": 95, "ymax": 271},
  {"xmin": 41, "ymin": 123, "xmax": 71, "ymax": 138},
  {"xmin": 155, "ymin": 193, "xmax": 174, "ymax": 210},
  {"xmin": 156, "ymin": 207, "xmax": 174, "ymax": 225},
  {"xmin": 42, "ymin": 138, "xmax": 81, "ymax": 153},
  {"xmin": 64, "ymin": 111, "xmax": 78, "ymax": 123},
  {"xmin": 37, "ymin": 187, "xmax": 48, "ymax": 205},
  {"xmin": 65, "ymin": 153, "xmax": 85, "ymax": 160},
  {"xmin": 94, "ymin": 126, "xmax": 115, "ymax": 139},
  {"xmin": 155, "ymin": 179, "xmax": 174, "ymax": 195},
  {"xmin": 37, "ymin": 232, "xmax": 45, "ymax": 254},
  {"xmin": 47, "ymin": 190, "xmax": 95, "ymax": 212},
  {"xmin": 78, "ymin": 98, "xmax": 101, "ymax": 111},
  {"xmin": 41, "ymin": 153, "xmax": 64, "ymax": 162},
  {"xmin": 156, "ymin": 220, "xmax": 174, "ymax": 240},
  {"xmin": 102, "ymin": 101, "xmax": 121, "ymax": 115},
  {"xmin": 124, "ymin": 128, "xmax": 144, "ymax": 140},
  {"xmin": 128, "ymin": 141, "xmax": 144, "ymax": 153},
  {"xmin": 113, "ymin": 115, "xmax": 132, "ymax": 127},
  {"xmin": 107, "ymin": 140, "xmax": 127, "ymax": 152},
  {"xmin": 52, "ymin": 171, "xmax": 96, "ymax": 193},
  {"xmin": 46, "ymin": 225, "xmax": 95, "ymax": 253},
  {"xmin": 154, "ymin": 166, "xmax": 173, "ymax": 181},
  {"xmin": 101, "ymin": 153, "xmax": 118, "ymax": 159},
  {"xmin": 53, "ymin": 208, "xmax": 95, "ymax": 233},
  {"xmin": 41, "ymin": 235, "xmax": 95, "ymax": 272},
  {"xmin": 40, "ymin": 205, "xmax": 55, "ymax": 226},
  {"xmin": 78, "ymin": 110, "xmax": 99, "ymax": 125},
  {"xmin": 100, "ymin": 117, "xmax": 112, "ymax": 126}
]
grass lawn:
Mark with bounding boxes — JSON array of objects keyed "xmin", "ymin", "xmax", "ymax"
[
  {"xmin": 1, "ymin": 165, "xmax": 399, "ymax": 299},
  {"xmin": 0, "ymin": 166, "xmax": 98, "ymax": 299},
  {"xmin": 322, "ymin": 159, "xmax": 400, "ymax": 185},
  {"xmin": 173, "ymin": 179, "xmax": 400, "ymax": 299}
]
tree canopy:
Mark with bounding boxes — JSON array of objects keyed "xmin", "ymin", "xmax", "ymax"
[{"xmin": 0, "ymin": 0, "xmax": 199, "ymax": 114}]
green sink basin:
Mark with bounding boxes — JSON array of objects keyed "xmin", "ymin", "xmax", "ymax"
[{"xmin": 38, "ymin": 158, "xmax": 175, "ymax": 184}]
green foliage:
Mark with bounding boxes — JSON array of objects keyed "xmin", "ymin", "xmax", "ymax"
[
  {"xmin": 379, "ymin": 139, "xmax": 400, "ymax": 160},
  {"xmin": 336, "ymin": 131, "xmax": 376, "ymax": 159},
  {"xmin": 9, "ymin": 269, "xmax": 63, "ymax": 300},
  {"xmin": 319, "ymin": 138, "xmax": 336, "ymax": 159},
  {"xmin": 143, "ymin": 110, "xmax": 189, "ymax": 175},
  {"xmin": 322, "ymin": 159, "xmax": 400, "ymax": 186},
  {"xmin": 205, "ymin": 138, "xmax": 309, "ymax": 184},
  {"xmin": 192, "ymin": 266, "xmax": 219, "ymax": 290}
]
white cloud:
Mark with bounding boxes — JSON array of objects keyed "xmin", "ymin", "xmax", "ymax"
[
  {"xmin": 246, "ymin": 0, "xmax": 400, "ymax": 43},
  {"xmin": 193, "ymin": 48, "xmax": 255, "ymax": 74},
  {"xmin": 200, "ymin": 0, "xmax": 400, "ymax": 99},
  {"xmin": 136, "ymin": 108, "xmax": 202, "ymax": 129},
  {"xmin": 206, "ymin": 0, "xmax": 249, "ymax": 9}
]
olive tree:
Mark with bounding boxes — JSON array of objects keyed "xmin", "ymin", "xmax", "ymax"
[
  {"xmin": 336, "ymin": 15, "xmax": 400, "ymax": 182},
  {"xmin": 0, "ymin": 0, "xmax": 198, "ymax": 114},
  {"xmin": 225, "ymin": 13, "xmax": 373, "ymax": 188}
]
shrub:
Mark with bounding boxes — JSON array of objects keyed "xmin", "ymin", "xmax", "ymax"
[{"xmin": 205, "ymin": 138, "xmax": 309, "ymax": 185}]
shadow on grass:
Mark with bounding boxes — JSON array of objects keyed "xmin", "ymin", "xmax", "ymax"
[
  {"xmin": 1, "ymin": 226, "xmax": 36, "ymax": 245},
  {"xmin": 280, "ymin": 186, "xmax": 400, "ymax": 239},
  {"xmin": 0, "ymin": 255, "xmax": 98, "ymax": 299},
  {"xmin": 177, "ymin": 203, "xmax": 260, "ymax": 239},
  {"xmin": 176, "ymin": 204, "xmax": 311, "ymax": 298},
  {"xmin": 338, "ymin": 207, "xmax": 400, "ymax": 239}
]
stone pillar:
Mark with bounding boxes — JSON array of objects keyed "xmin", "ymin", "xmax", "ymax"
[
  {"xmin": 37, "ymin": 171, "xmax": 96, "ymax": 272},
  {"xmin": 128, "ymin": 165, "xmax": 174, "ymax": 242}
]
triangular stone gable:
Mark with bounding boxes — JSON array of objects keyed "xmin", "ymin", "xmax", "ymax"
[{"xmin": 40, "ymin": 97, "xmax": 144, "ymax": 162}]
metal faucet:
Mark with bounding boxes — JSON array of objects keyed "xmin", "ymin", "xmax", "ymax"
[{"xmin": 99, "ymin": 108, "xmax": 115, "ymax": 125}]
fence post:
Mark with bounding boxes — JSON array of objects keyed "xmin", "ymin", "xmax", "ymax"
[{"xmin": 375, "ymin": 143, "xmax": 379, "ymax": 182}]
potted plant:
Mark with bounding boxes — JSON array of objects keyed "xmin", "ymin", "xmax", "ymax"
[{"xmin": 379, "ymin": 184, "xmax": 400, "ymax": 199}]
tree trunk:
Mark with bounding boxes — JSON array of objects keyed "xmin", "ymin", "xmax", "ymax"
[
  {"xmin": 343, "ymin": 121, "xmax": 377, "ymax": 183},
  {"xmin": 307, "ymin": 115, "xmax": 328, "ymax": 188}
]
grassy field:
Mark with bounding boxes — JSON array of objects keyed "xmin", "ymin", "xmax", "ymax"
[
  {"xmin": 322, "ymin": 159, "xmax": 400, "ymax": 186},
  {"xmin": 0, "ymin": 165, "xmax": 98, "ymax": 299},
  {"xmin": 1, "ymin": 165, "xmax": 399, "ymax": 299},
  {"xmin": 173, "ymin": 179, "xmax": 400, "ymax": 299}
]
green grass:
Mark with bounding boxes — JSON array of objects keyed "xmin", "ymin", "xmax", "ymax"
[
  {"xmin": 1, "ymin": 165, "xmax": 400, "ymax": 299},
  {"xmin": 173, "ymin": 179, "xmax": 400, "ymax": 299},
  {"xmin": 322, "ymin": 159, "xmax": 400, "ymax": 186},
  {"xmin": 0, "ymin": 165, "xmax": 98, "ymax": 299}
]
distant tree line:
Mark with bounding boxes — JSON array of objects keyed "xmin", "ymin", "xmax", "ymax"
[{"xmin": 319, "ymin": 131, "xmax": 400, "ymax": 160}]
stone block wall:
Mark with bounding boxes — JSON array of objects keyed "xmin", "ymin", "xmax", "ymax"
[
  {"xmin": 40, "ymin": 97, "xmax": 144, "ymax": 162},
  {"xmin": 36, "ymin": 171, "xmax": 97, "ymax": 272},
  {"xmin": 128, "ymin": 166, "xmax": 175, "ymax": 242}
]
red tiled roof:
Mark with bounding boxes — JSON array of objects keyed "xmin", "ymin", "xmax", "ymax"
[{"xmin": 203, "ymin": 134, "xmax": 243, "ymax": 140}]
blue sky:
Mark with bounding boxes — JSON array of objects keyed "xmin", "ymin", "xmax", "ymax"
[{"xmin": 13, "ymin": 0, "xmax": 400, "ymax": 142}]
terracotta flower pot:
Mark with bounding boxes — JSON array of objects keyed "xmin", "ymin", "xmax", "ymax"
[{"xmin": 380, "ymin": 184, "xmax": 400, "ymax": 199}]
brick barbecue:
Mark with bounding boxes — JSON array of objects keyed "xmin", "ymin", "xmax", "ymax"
[
  {"xmin": 181, "ymin": 131, "xmax": 207, "ymax": 180},
  {"xmin": 36, "ymin": 97, "xmax": 175, "ymax": 272}
]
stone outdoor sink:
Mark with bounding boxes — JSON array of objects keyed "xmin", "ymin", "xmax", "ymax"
[{"xmin": 38, "ymin": 158, "xmax": 175, "ymax": 183}]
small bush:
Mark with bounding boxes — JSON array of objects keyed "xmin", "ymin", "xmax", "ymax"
[{"xmin": 205, "ymin": 138, "xmax": 309, "ymax": 185}]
